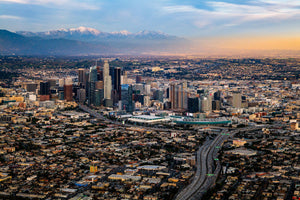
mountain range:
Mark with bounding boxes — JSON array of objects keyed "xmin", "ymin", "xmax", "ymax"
[
  {"xmin": 0, "ymin": 27, "xmax": 184, "ymax": 56},
  {"xmin": 16, "ymin": 26, "xmax": 178, "ymax": 41}
]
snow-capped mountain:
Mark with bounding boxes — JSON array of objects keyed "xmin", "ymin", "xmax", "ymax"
[
  {"xmin": 1, "ymin": 27, "xmax": 186, "ymax": 56},
  {"xmin": 16, "ymin": 27, "xmax": 178, "ymax": 41},
  {"xmin": 68, "ymin": 26, "xmax": 101, "ymax": 35}
]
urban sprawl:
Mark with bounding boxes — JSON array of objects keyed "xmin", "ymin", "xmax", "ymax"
[{"xmin": 0, "ymin": 56, "xmax": 299, "ymax": 200}]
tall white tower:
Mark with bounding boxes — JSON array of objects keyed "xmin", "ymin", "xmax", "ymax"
[
  {"xmin": 103, "ymin": 60, "xmax": 109, "ymax": 78},
  {"xmin": 103, "ymin": 60, "xmax": 112, "ymax": 100}
]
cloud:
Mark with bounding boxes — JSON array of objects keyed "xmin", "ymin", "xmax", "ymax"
[
  {"xmin": 208, "ymin": 1, "xmax": 300, "ymax": 20},
  {"xmin": 0, "ymin": 0, "xmax": 25, "ymax": 3},
  {"xmin": 163, "ymin": 5, "xmax": 204, "ymax": 14},
  {"xmin": 162, "ymin": 1, "xmax": 300, "ymax": 29},
  {"xmin": 0, "ymin": 15, "xmax": 22, "ymax": 19},
  {"xmin": 258, "ymin": 0, "xmax": 300, "ymax": 6},
  {"xmin": 0, "ymin": 0, "xmax": 100, "ymax": 10}
]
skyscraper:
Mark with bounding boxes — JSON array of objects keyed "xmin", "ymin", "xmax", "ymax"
[
  {"xmin": 121, "ymin": 84, "xmax": 134, "ymax": 113},
  {"xmin": 59, "ymin": 79, "xmax": 65, "ymax": 87},
  {"xmin": 169, "ymin": 83, "xmax": 188, "ymax": 110},
  {"xmin": 170, "ymin": 83, "xmax": 176, "ymax": 109},
  {"xmin": 201, "ymin": 94, "xmax": 212, "ymax": 112},
  {"xmin": 233, "ymin": 91, "xmax": 242, "ymax": 108},
  {"xmin": 78, "ymin": 68, "xmax": 86, "ymax": 87},
  {"xmin": 121, "ymin": 71, "xmax": 128, "ymax": 85},
  {"xmin": 113, "ymin": 67, "xmax": 121, "ymax": 103},
  {"xmin": 153, "ymin": 90, "xmax": 164, "ymax": 102},
  {"xmin": 64, "ymin": 78, "xmax": 73, "ymax": 101},
  {"xmin": 145, "ymin": 84, "xmax": 151, "ymax": 96},
  {"xmin": 103, "ymin": 60, "xmax": 112, "ymax": 100},
  {"xmin": 144, "ymin": 95, "xmax": 151, "ymax": 107},
  {"xmin": 40, "ymin": 81, "xmax": 50, "ymax": 95},
  {"xmin": 188, "ymin": 97, "xmax": 201, "ymax": 113},
  {"xmin": 177, "ymin": 84, "xmax": 183, "ymax": 108},
  {"xmin": 201, "ymin": 97, "xmax": 209, "ymax": 112},
  {"xmin": 214, "ymin": 91, "xmax": 221, "ymax": 101},
  {"xmin": 77, "ymin": 88, "xmax": 86, "ymax": 103},
  {"xmin": 97, "ymin": 69, "xmax": 103, "ymax": 81},
  {"xmin": 109, "ymin": 65, "xmax": 115, "ymax": 88},
  {"xmin": 88, "ymin": 66, "xmax": 97, "ymax": 105},
  {"xmin": 212, "ymin": 100, "xmax": 221, "ymax": 110},
  {"xmin": 39, "ymin": 81, "xmax": 50, "ymax": 101},
  {"xmin": 89, "ymin": 66, "xmax": 98, "ymax": 82},
  {"xmin": 94, "ymin": 90, "xmax": 102, "ymax": 107},
  {"xmin": 182, "ymin": 82, "xmax": 188, "ymax": 110}
]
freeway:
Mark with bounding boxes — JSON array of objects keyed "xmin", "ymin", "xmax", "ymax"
[
  {"xmin": 175, "ymin": 126, "xmax": 263, "ymax": 200},
  {"xmin": 175, "ymin": 138, "xmax": 212, "ymax": 200},
  {"xmin": 79, "ymin": 104, "xmax": 264, "ymax": 200},
  {"xmin": 175, "ymin": 131, "xmax": 235, "ymax": 200}
]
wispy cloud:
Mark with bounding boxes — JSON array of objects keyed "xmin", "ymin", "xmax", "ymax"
[
  {"xmin": 163, "ymin": 5, "xmax": 204, "ymax": 14},
  {"xmin": 0, "ymin": 0, "xmax": 25, "ymax": 3},
  {"xmin": 0, "ymin": 0, "xmax": 100, "ymax": 10},
  {"xmin": 258, "ymin": 0, "xmax": 300, "ymax": 6},
  {"xmin": 0, "ymin": 15, "xmax": 22, "ymax": 20},
  {"xmin": 162, "ymin": 1, "xmax": 300, "ymax": 29},
  {"xmin": 208, "ymin": 1, "xmax": 299, "ymax": 20}
]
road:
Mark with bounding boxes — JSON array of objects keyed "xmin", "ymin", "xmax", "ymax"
[
  {"xmin": 79, "ymin": 104, "xmax": 192, "ymax": 133},
  {"xmin": 175, "ymin": 126, "xmax": 264, "ymax": 200},
  {"xmin": 175, "ymin": 131, "xmax": 230, "ymax": 200},
  {"xmin": 79, "ymin": 104, "xmax": 265, "ymax": 200},
  {"xmin": 79, "ymin": 104, "xmax": 113, "ymax": 122}
]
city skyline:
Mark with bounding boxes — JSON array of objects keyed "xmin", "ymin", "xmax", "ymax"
[
  {"xmin": 0, "ymin": 54, "xmax": 299, "ymax": 199},
  {"xmin": 1, "ymin": 0, "xmax": 300, "ymax": 53}
]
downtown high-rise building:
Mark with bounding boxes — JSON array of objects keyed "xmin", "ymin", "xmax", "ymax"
[
  {"xmin": 103, "ymin": 60, "xmax": 112, "ymax": 100},
  {"xmin": 170, "ymin": 83, "xmax": 176, "ymax": 109},
  {"xmin": 212, "ymin": 90, "xmax": 221, "ymax": 110},
  {"xmin": 77, "ymin": 88, "xmax": 86, "ymax": 103},
  {"xmin": 78, "ymin": 68, "xmax": 86, "ymax": 88},
  {"xmin": 188, "ymin": 97, "xmax": 201, "ymax": 113},
  {"xmin": 88, "ymin": 66, "xmax": 97, "ymax": 105},
  {"xmin": 40, "ymin": 81, "xmax": 50, "ymax": 96},
  {"xmin": 112, "ymin": 67, "xmax": 121, "ymax": 104},
  {"xmin": 64, "ymin": 78, "xmax": 73, "ymax": 101},
  {"xmin": 169, "ymin": 83, "xmax": 188, "ymax": 110},
  {"xmin": 182, "ymin": 82, "xmax": 188, "ymax": 110},
  {"xmin": 78, "ymin": 60, "xmax": 125, "ymax": 108},
  {"xmin": 233, "ymin": 91, "xmax": 242, "ymax": 108},
  {"xmin": 145, "ymin": 84, "xmax": 151, "ymax": 96},
  {"xmin": 153, "ymin": 90, "xmax": 164, "ymax": 102},
  {"xmin": 201, "ymin": 95, "xmax": 212, "ymax": 112},
  {"xmin": 39, "ymin": 81, "xmax": 50, "ymax": 101},
  {"xmin": 121, "ymin": 71, "xmax": 128, "ymax": 85},
  {"xmin": 121, "ymin": 84, "xmax": 134, "ymax": 113}
]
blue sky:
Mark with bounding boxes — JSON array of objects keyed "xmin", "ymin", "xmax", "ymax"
[{"xmin": 1, "ymin": 0, "xmax": 300, "ymax": 38}]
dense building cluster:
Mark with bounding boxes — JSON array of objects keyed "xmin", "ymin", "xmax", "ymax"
[
  {"xmin": 209, "ymin": 128, "xmax": 300, "ymax": 200},
  {"xmin": 0, "ymin": 99, "xmax": 207, "ymax": 199},
  {"xmin": 0, "ymin": 56, "xmax": 299, "ymax": 199}
]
